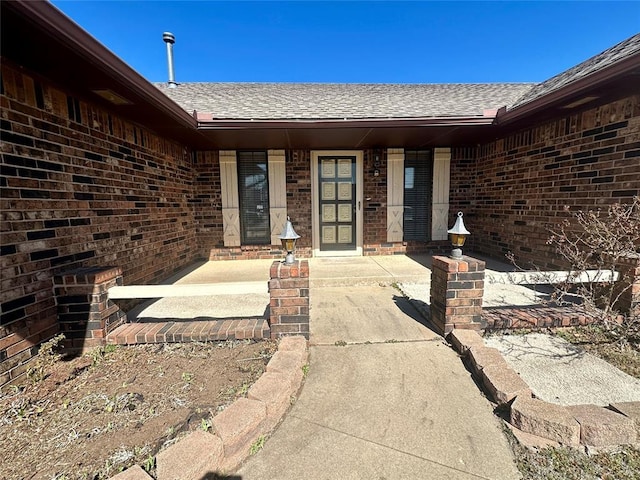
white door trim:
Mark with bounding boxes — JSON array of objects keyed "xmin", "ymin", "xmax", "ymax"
[{"xmin": 311, "ymin": 150, "xmax": 363, "ymax": 257}]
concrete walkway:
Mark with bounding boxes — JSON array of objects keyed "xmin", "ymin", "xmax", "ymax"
[
  {"xmin": 238, "ymin": 282, "xmax": 520, "ymax": 479},
  {"xmin": 485, "ymin": 333, "xmax": 640, "ymax": 407}
]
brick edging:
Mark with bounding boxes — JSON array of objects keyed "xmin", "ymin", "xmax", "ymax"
[
  {"xmin": 109, "ymin": 336, "xmax": 309, "ymax": 480},
  {"xmin": 448, "ymin": 329, "xmax": 640, "ymax": 450}
]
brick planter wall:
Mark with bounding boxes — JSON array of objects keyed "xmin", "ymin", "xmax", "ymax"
[
  {"xmin": 268, "ymin": 260, "xmax": 310, "ymax": 339},
  {"xmin": 53, "ymin": 267, "xmax": 126, "ymax": 351},
  {"xmin": 430, "ymin": 255, "xmax": 486, "ymax": 335}
]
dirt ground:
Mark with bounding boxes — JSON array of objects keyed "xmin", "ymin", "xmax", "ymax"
[
  {"xmin": 0, "ymin": 338, "xmax": 276, "ymax": 480},
  {"xmin": 556, "ymin": 326, "xmax": 640, "ymax": 380}
]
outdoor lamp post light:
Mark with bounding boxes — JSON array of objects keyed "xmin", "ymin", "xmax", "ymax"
[
  {"xmin": 447, "ymin": 211, "xmax": 471, "ymax": 260},
  {"xmin": 279, "ymin": 216, "xmax": 301, "ymax": 265}
]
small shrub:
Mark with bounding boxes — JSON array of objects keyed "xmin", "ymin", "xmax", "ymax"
[
  {"xmin": 547, "ymin": 197, "xmax": 640, "ymax": 344},
  {"xmin": 510, "ymin": 197, "xmax": 640, "ymax": 345}
]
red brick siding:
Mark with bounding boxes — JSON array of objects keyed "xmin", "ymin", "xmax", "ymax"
[
  {"xmin": 470, "ymin": 95, "xmax": 640, "ymax": 269},
  {"xmin": 286, "ymin": 150, "xmax": 312, "ymax": 251},
  {"xmin": 362, "ymin": 149, "xmax": 390, "ymax": 253},
  {"xmin": 450, "ymin": 147, "xmax": 478, "ymax": 215},
  {"xmin": 193, "ymin": 151, "xmax": 224, "ymax": 257},
  {"xmin": 0, "ymin": 63, "xmax": 199, "ymax": 385}
]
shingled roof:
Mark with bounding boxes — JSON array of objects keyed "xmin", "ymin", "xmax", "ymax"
[
  {"xmin": 511, "ymin": 33, "xmax": 640, "ymax": 109},
  {"xmin": 155, "ymin": 82, "xmax": 534, "ymax": 120},
  {"xmin": 154, "ymin": 34, "xmax": 639, "ymax": 123}
]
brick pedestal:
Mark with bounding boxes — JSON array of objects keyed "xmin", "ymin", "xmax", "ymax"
[
  {"xmin": 430, "ymin": 255, "xmax": 485, "ymax": 336},
  {"xmin": 615, "ymin": 253, "xmax": 640, "ymax": 317},
  {"xmin": 268, "ymin": 260, "xmax": 310, "ymax": 339},
  {"xmin": 54, "ymin": 267, "xmax": 126, "ymax": 351}
]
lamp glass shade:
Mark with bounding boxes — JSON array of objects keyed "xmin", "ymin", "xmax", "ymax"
[
  {"xmin": 450, "ymin": 233, "xmax": 467, "ymax": 247},
  {"xmin": 281, "ymin": 238, "xmax": 296, "ymax": 252}
]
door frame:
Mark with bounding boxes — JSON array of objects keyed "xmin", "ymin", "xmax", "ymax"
[{"xmin": 311, "ymin": 150, "xmax": 363, "ymax": 257}]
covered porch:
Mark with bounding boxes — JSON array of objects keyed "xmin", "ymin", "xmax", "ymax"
[{"xmin": 102, "ymin": 253, "xmax": 586, "ymax": 346}]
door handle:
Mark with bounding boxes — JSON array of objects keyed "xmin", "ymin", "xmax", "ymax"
[{"xmin": 358, "ymin": 201, "xmax": 361, "ymax": 211}]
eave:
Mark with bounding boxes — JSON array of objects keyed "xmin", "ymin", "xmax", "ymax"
[
  {"xmin": 197, "ymin": 115, "xmax": 496, "ymax": 129},
  {"xmin": 190, "ymin": 116, "xmax": 498, "ymax": 150},
  {"xmin": 1, "ymin": 0, "xmax": 212, "ymax": 149},
  {"xmin": 497, "ymin": 49, "xmax": 640, "ymax": 127},
  {"xmin": 189, "ymin": 114, "xmax": 500, "ymax": 150}
]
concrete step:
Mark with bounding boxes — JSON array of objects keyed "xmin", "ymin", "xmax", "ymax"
[
  {"xmin": 109, "ymin": 281, "xmax": 268, "ymax": 299},
  {"xmin": 106, "ymin": 318, "xmax": 270, "ymax": 345}
]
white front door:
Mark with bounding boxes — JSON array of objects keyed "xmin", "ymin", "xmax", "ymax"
[{"xmin": 311, "ymin": 151, "xmax": 363, "ymax": 256}]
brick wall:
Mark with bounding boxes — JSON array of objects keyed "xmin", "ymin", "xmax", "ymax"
[
  {"xmin": 0, "ymin": 63, "xmax": 199, "ymax": 385},
  {"xmin": 469, "ymin": 95, "xmax": 640, "ymax": 269},
  {"xmin": 286, "ymin": 149, "xmax": 312, "ymax": 250},
  {"xmin": 192, "ymin": 151, "xmax": 224, "ymax": 258},
  {"xmin": 450, "ymin": 147, "xmax": 478, "ymax": 215},
  {"xmin": 362, "ymin": 149, "xmax": 389, "ymax": 252}
]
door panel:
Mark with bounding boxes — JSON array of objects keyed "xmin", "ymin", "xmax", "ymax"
[{"xmin": 319, "ymin": 156, "xmax": 356, "ymax": 251}]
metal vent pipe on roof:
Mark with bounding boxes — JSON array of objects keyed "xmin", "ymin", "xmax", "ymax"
[{"xmin": 162, "ymin": 32, "xmax": 177, "ymax": 88}]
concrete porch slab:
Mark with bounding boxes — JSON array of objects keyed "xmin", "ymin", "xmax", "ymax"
[
  {"xmin": 309, "ymin": 285, "xmax": 437, "ymax": 345},
  {"xmin": 308, "ymin": 255, "xmax": 431, "ymax": 287},
  {"xmin": 175, "ymin": 258, "xmax": 275, "ymax": 284}
]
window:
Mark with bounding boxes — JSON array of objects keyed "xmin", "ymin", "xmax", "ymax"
[
  {"xmin": 403, "ymin": 150, "xmax": 433, "ymax": 241},
  {"xmin": 237, "ymin": 151, "xmax": 270, "ymax": 244}
]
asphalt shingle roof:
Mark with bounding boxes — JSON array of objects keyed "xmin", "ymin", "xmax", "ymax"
[
  {"xmin": 511, "ymin": 33, "xmax": 640, "ymax": 109},
  {"xmin": 155, "ymin": 82, "xmax": 535, "ymax": 120},
  {"xmin": 154, "ymin": 34, "xmax": 639, "ymax": 121}
]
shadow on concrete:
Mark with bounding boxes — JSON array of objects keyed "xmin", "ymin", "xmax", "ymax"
[
  {"xmin": 486, "ymin": 332, "xmax": 586, "ymax": 362},
  {"xmin": 159, "ymin": 259, "xmax": 209, "ymax": 284},
  {"xmin": 114, "ymin": 260, "xmax": 210, "ymax": 319},
  {"xmin": 392, "ymin": 294, "xmax": 441, "ymax": 337},
  {"xmin": 405, "ymin": 253, "xmax": 434, "ymax": 269}
]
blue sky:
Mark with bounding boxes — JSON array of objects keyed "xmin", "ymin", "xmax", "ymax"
[{"xmin": 51, "ymin": 1, "xmax": 639, "ymax": 84}]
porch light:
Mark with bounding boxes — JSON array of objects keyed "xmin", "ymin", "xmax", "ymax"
[
  {"xmin": 279, "ymin": 216, "xmax": 301, "ymax": 265},
  {"xmin": 447, "ymin": 211, "xmax": 470, "ymax": 260}
]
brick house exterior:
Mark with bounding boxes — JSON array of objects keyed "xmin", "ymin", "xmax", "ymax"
[{"xmin": 1, "ymin": 1, "xmax": 639, "ymax": 386}]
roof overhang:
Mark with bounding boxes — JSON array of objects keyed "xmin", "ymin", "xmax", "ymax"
[
  {"xmin": 496, "ymin": 49, "xmax": 640, "ymax": 128},
  {"xmin": 194, "ymin": 116, "xmax": 498, "ymax": 149},
  {"xmin": 1, "ymin": 0, "xmax": 211, "ymax": 149}
]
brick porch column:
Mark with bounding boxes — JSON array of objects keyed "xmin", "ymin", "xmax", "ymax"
[
  {"xmin": 615, "ymin": 253, "xmax": 640, "ymax": 317},
  {"xmin": 268, "ymin": 260, "xmax": 310, "ymax": 339},
  {"xmin": 53, "ymin": 267, "xmax": 127, "ymax": 351},
  {"xmin": 430, "ymin": 255, "xmax": 485, "ymax": 336}
]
